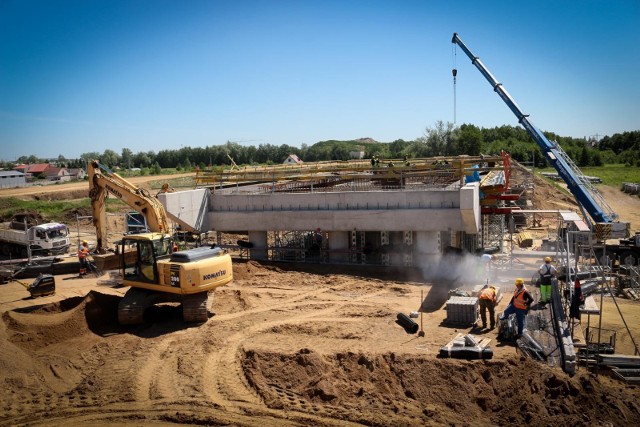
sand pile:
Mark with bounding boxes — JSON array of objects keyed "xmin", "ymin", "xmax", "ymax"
[
  {"xmin": 1, "ymin": 264, "xmax": 639, "ymax": 426},
  {"xmin": 244, "ymin": 348, "xmax": 640, "ymax": 426}
]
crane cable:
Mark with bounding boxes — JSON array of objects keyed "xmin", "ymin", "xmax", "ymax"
[{"xmin": 452, "ymin": 42, "xmax": 458, "ymax": 125}]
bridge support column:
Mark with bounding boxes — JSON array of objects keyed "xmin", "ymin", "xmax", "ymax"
[
  {"xmin": 415, "ymin": 231, "xmax": 441, "ymax": 276},
  {"xmin": 248, "ymin": 231, "xmax": 268, "ymax": 260},
  {"xmin": 328, "ymin": 231, "xmax": 349, "ymax": 263}
]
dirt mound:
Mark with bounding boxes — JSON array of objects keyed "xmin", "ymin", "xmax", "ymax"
[
  {"xmin": 60, "ymin": 206, "xmax": 93, "ymax": 223},
  {"xmin": 3, "ymin": 292, "xmax": 120, "ymax": 351},
  {"xmin": 0, "ymin": 210, "xmax": 43, "ymax": 225},
  {"xmin": 232, "ymin": 259, "xmax": 277, "ymax": 280},
  {"xmin": 243, "ymin": 348, "xmax": 640, "ymax": 426},
  {"xmin": 32, "ymin": 189, "xmax": 88, "ymax": 201}
]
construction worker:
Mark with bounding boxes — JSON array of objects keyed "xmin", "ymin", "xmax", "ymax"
[
  {"xmin": 538, "ymin": 256, "xmax": 557, "ymax": 304},
  {"xmin": 78, "ymin": 240, "xmax": 89, "ymax": 276},
  {"xmin": 478, "ymin": 285, "xmax": 497, "ymax": 329},
  {"xmin": 569, "ymin": 278, "xmax": 585, "ymax": 321},
  {"xmin": 499, "ymin": 278, "xmax": 534, "ymax": 337}
]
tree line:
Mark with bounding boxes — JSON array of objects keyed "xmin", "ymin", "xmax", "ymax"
[{"xmin": 4, "ymin": 124, "xmax": 639, "ymax": 172}]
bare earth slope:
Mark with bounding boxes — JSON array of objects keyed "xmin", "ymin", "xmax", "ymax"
[{"xmin": 1, "ymin": 261, "xmax": 639, "ymax": 426}]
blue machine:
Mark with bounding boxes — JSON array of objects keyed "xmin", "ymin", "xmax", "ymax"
[{"xmin": 451, "ymin": 33, "xmax": 628, "ymax": 238}]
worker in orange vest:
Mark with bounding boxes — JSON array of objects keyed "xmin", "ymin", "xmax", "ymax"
[
  {"xmin": 478, "ymin": 285, "xmax": 497, "ymax": 330},
  {"xmin": 499, "ymin": 278, "xmax": 534, "ymax": 337},
  {"xmin": 78, "ymin": 240, "xmax": 89, "ymax": 276}
]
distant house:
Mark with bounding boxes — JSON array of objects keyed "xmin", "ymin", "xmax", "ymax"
[
  {"xmin": 25, "ymin": 163, "xmax": 51, "ymax": 177},
  {"xmin": 13, "ymin": 164, "xmax": 29, "ymax": 173},
  {"xmin": 283, "ymin": 154, "xmax": 302, "ymax": 165},
  {"xmin": 0, "ymin": 170, "xmax": 26, "ymax": 188},
  {"xmin": 45, "ymin": 167, "xmax": 71, "ymax": 182},
  {"xmin": 349, "ymin": 150, "xmax": 365, "ymax": 159},
  {"xmin": 13, "ymin": 163, "xmax": 52, "ymax": 179},
  {"xmin": 67, "ymin": 168, "xmax": 86, "ymax": 180}
]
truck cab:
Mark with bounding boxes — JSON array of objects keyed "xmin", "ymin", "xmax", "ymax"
[{"xmin": 29, "ymin": 223, "xmax": 71, "ymax": 255}]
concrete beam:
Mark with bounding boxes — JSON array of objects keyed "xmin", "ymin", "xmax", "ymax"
[
  {"xmin": 209, "ymin": 187, "xmax": 480, "ymax": 234},
  {"xmin": 159, "ymin": 188, "xmax": 210, "ymax": 233}
]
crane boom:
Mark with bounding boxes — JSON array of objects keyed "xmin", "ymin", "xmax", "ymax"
[
  {"xmin": 451, "ymin": 33, "xmax": 628, "ymax": 237},
  {"xmin": 88, "ymin": 160, "xmax": 171, "ymax": 253}
]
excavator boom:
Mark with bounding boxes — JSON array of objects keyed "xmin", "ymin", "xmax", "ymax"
[{"xmin": 88, "ymin": 160, "xmax": 171, "ymax": 252}]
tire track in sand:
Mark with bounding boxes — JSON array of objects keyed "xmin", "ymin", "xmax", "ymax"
[
  {"xmin": 134, "ymin": 338, "xmax": 176, "ymax": 402},
  {"xmin": 202, "ymin": 280, "xmax": 387, "ymax": 423}
]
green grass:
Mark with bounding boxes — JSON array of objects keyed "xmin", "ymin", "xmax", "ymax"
[
  {"xmin": 535, "ymin": 164, "xmax": 640, "ymax": 187},
  {"xmin": 0, "ymin": 197, "xmax": 123, "ymax": 223},
  {"xmin": 146, "ymin": 175, "xmax": 197, "ymax": 190},
  {"xmin": 579, "ymin": 164, "xmax": 640, "ymax": 187}
]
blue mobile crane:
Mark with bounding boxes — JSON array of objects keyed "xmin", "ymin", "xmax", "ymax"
[{"xmin": 451, "ymin": 33, "xmax": 629, "ymax": 239}]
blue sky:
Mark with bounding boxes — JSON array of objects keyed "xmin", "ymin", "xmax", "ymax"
[{"xmin": 1, "ymin": 0, "xmax": 638, "ymax": 161}]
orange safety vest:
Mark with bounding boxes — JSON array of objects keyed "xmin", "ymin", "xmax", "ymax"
[
  {"xmin": 78, "ymin": 246, "xmax": 88, "ymax": 259},
  {"xmin": 479, "ymin": 287, "xmax": 496, "ymax": 302},
  {"xmin": 513, "ymin": 287, "xmax": 528, "ymax": 309}
]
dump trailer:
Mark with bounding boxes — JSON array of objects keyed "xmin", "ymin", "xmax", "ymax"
[{"xmin": 0, "ymin": 221, "xmax": 70, "ymax": 258}]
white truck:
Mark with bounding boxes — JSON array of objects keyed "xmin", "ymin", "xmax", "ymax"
[{"xmin": 0, "ymin": 221, "xmax": 70, "ymax": 258}]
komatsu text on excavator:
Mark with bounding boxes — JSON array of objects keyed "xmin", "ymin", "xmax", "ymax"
[{"xmin": 88, "ymin": 160, "xmax": 233, "ymax": 324}]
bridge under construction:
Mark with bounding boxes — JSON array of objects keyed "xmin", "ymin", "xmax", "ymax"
[{"xmin": 159, "ymin": 152, "xmax": 523, "ymax": 267}]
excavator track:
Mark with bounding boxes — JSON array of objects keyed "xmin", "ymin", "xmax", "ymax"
[
  {"xmin": 118, "ymin": 288, "xmax": 153, "ymax": 325},
  {"xmin": 182, "ymin": 292, "xmax": 211, "ymax": 323}
]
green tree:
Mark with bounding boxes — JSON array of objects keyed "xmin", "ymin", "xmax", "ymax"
[
  {"xmin": 578, "ymin": 146, "xmax": 590, "ymax": 167},
  {"xmin": 458, "ymin": 124, "xmax": 483, "ymax": 156},
  {"xmin": 151, "ymin": 162, "xmax": 162, "ymax": 175},
  {"xmin": 418, "ymin": 121, "xmax": 456, "ymax": 157},
  {"xmin": 80, "ymin": 152, "xmax": 101, "ymax": 165},
  {"xmin": 591, "ymin": 150, "xmax": 603, "ymax": 166},
  {"xmin": 389, "ymin": 139, "xmax": 409, "ymax": 158},
  {"xmin": 121, "ymin": 148, "xmax": 133, "ymax": 169}
]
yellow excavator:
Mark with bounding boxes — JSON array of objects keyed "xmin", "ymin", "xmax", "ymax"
[{"xmin": 88, "ymin": 160, "xmax": 233, "ymax": 324}]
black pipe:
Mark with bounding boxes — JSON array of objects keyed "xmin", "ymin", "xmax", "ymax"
[{"xmin": 397, "ymin": 313, "xmax": 419, "ymax": 334}]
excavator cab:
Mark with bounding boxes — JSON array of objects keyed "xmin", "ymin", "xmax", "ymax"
[{"xmin": 121, "ymin": 233, "xmax": 172, "ymax": 284}]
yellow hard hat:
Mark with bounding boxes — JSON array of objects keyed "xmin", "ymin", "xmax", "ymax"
[
  {"xmin": 544, "ymin": 257, "xmax": 552, "ymax": 262},
  {"xmin": 515, "ymin": 278, "xmax": 525, "ymax": 286},
  {"xmin": 82, "ymin": 240, "xmax": 88, "ymax": 245}
]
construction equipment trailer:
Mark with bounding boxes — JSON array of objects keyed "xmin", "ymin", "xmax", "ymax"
[
  {"xmin": 451, "ymin": 33, "xmax": 629, "ymax": 240},
  {"xmin": 88, "ymin": 160, "xmax": 233, "ymax": 324}
]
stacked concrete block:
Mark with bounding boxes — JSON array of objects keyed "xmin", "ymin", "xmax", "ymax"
[{"xmin": 445, "ymin": 296, "xmax": 479, "ymax": 325}]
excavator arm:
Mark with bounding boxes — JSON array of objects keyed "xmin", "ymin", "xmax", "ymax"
[{"xmin": 88, "ymin": 160, "xmax": 171, "ymax": 253}]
